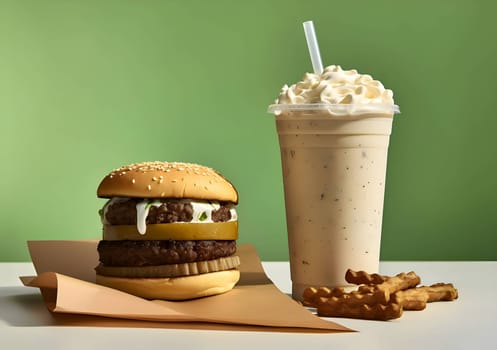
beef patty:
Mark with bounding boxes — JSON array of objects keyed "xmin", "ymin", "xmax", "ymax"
[
  {"xmin": 103, "ymin": 198, "xmax": 232, "ymax": 225},
  {"xmin": 98, "ymin": 240, "xmax": 236, "ymax": 267}
]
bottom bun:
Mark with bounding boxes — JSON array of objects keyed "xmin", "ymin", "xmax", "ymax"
[{"xmin": 96, "ymin": 269, "xmax": 240, "ymax": 300}]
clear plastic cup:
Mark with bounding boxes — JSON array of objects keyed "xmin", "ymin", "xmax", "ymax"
[{"xmin": 268, "ymin": 103, "xmax": 399, "ymax": 300}]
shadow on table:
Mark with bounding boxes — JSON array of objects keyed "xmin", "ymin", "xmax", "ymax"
[{"xmin": 0, "ymin": 287, "xmax": 56, "ymax": 326}]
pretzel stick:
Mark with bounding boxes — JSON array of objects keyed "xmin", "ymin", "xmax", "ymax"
[
  {"xmin": 303, "ymin": 286, "xmax": 390, "ymax": 308},
  {"xmin": 317, "ymin": 298, "xmax": 403, "ymax": 321},
  {"xmin": 394, "ymin": 283, "xmax": 458, "ymax": 310},
  {"xmin": 375, "ymin": 271, "xmax": 421, "ymax": 294},
  {"xmin": 345, "ymin": 269, "xmax": 388, "ymax": 285}
]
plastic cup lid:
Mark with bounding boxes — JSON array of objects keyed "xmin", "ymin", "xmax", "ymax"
[{"xmin": 267, "ymin": 103, "xmax": 400, "ymax": 115}]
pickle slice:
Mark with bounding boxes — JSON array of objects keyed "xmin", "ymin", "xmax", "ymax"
[
  {"xmin": 103, "ymin": 221, "xmax": 238, "ymax": 240},
  {"xmin": 95, "ymin": 255, "xmax": 240, "ymax": 278}
]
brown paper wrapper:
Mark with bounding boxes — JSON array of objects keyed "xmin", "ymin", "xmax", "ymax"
[{"xmin": 21, "ymin": 240, "xmax": 353, "ymax": 333}]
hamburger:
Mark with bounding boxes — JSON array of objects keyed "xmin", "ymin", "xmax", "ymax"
[{"xmin": 95, "ymin": 161, "xmax": 240, "ymax": 300}]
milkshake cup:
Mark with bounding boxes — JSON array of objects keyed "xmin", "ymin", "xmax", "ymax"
[
  {"xmin": 268, "ymin": 65, "xmax": 400, "ymax": 300},
  {"xmin": 269, "ymin": 104, "xmax": 398, "ymax": 300}
]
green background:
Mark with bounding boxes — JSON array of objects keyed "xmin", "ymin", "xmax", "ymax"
[{"xmin": 1, "ymin": 0, "xmax": 496, "ymax": 262}]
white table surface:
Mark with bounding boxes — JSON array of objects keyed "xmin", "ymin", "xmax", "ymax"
[{"xmin": 1, "ymin": 261, "xmax": 496, "ymax": 350}]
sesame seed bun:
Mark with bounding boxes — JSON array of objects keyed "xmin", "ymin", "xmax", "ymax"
[
  {"xmin": 96, "ymin": 269, "xmax": 240, "ymax": 300},
  {"xmin": 97, "ymin": 161, "xmax": 238, "ymax": 203}
]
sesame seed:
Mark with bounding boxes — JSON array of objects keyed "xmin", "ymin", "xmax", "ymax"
[
  {"xmin": 147, "ymin": 185, "xmax": 152, "ymax": 191},
  {"xmin": 160, "ymin": 192, "xmax": 165, "ymax": 197},
  {"xmin": 152, "ymin": 177, "xmax": 158, "ymax": 181},
  {"xmin": 172, "ymin": 180, "xmax": 177, "ymax": 183},
  {"xmin": 131, "ymin": 179, "xmax": 136, "ymax": 184}
]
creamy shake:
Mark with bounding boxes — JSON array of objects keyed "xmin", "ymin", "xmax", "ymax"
[{"xmin": 269, "ymin": 65, "xmax": 399, "ymax": 300}]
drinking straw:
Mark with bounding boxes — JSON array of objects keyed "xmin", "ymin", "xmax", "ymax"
[{"xmin": 303, "ymin": 21, "xmax": 324, "ymax": 74}]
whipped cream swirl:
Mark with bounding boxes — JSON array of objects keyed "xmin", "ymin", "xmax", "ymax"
[{"xmin": 277, "ymin": 65, "xmax": 394, "ymax": 106}]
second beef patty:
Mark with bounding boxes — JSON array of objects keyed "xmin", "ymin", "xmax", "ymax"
[{"xmin": 97, "ymin": 240, "xmax": 236, "ymax": 267}]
